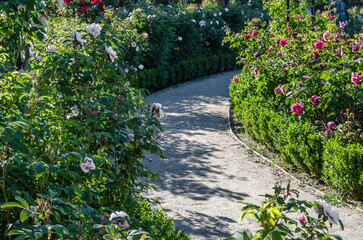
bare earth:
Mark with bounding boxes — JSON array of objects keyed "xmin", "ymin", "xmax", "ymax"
[{"xmin": 143, "ymin": 71, "xmax": 363, "ymax": 240}]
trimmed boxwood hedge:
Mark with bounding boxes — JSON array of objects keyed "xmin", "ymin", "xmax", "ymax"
[
  {"xmin": 231, "ymin": 97, "xmax": 363, "ymax": 199},
  {"xmin": 133, "ymin": 53, "xmax": 238, "ymax": 92}
]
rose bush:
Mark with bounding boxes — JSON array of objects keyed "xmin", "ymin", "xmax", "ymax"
[
  {"xmin": 226, "ymin": 0, "xmax": 363, "ymax": 199},
  {"xmin": 0, "ymin": 2, "xmax": 190, "ymax": 239}
]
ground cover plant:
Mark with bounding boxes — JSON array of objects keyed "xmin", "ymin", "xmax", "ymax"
[{"xmin": 226, "ymin": 0, "xmax": 363, "ymax": 200}]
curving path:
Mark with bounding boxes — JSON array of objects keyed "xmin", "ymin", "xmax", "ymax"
[{"xmin": 144, "ymin": 71, "xmax": 363, "ymax": 240}]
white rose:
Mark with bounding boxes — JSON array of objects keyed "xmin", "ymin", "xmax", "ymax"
[
  {"xmin": 85, "ymin": 23, "xmax": 102, "ymax": 38},
  {"xmin": 105, "ymin": 46, "xmax": 117, "ymax": 63},
  {"xmin": 71, "ymin": 31, "xmax": 85, "ymax": 45},
  {"xmin": 56, "ymin": 0, "xmax": 63, "ymax": 9}
]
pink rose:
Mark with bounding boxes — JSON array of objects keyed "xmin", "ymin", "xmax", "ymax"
[
  {"xmin": 335, "ymin": 33, "xmax": 343, "ymax": 39},
  {"xmin": 233, "ymin": 76, "xmax": 239, "ymax": 83},
  {"xmin": 351, "ymin": 72, "xmax": 361, "ymax": 85},
  {"xmin": 254, "ymin": 51, "xmax": 261, "ymax": 58},
  {"xmin": 310, "ymin": 95, "xmax": 320, "ymax": 104},
  {"xmin": 244, "ymin": 33, "xmax": 250, "ymax": 40},
  {"xmin": 327, "ymin": 121, "xmax": 335, "ymax": 131},
  {"xmin": 336, "ymin": 48, "xmax": 343, "ymax": 57},
  {"xmin": 274, "ymin": 84, "xmax": 285, "ymax": 95},
  {"xmin": 253, "ymin": 69, "xmax": 258, "ymax": 75},
  {"xmin": 279, "ymin": 39, "xmax": 287, "ymax": 46},
  {"xmin": 312, "ymin": 52, "xmax": 320, "ymax": 58},
  {"xmin": 252, "ymin": 31, "xmax": 258, "ymax": 37},
  {"xmin": 323, "ymin": 31, "xmax": 331, "ymax": 41},
  {"xmin": 352, "ymin": 45, "xmax": 360, "ymax": 52},
  {"xmin": 298, "ymin": 81, "xmax": 304, "ymax": 88},
  {"xmin": 291, "ymin": 102, "xmax": 304, "ymax": 115},
  {"xmin": 328, "ymin": 15, "xmax": 334, "ymax": 20},
  {"xmin": 298, "ymin": 215, "xmax": 306, "ymax": 225},
  {"xmin": 314, "ymin": 40, "xmax": 324, "ymax": 50},
  {"xmin": 339, "ymin": 21, "xmax": 345, "ymax": 29}
]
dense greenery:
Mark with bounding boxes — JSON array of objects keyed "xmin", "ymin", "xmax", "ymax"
[
  {"xmin": 227, "ymin": 183, "xmax": 344, "ymax": 240},
  {"xmin": 0, "ymin": 0, "xmax": 191, "ymax": 239},
  {"xmin": 227, "ymin": 0, "xmax": 363, "ymax": 199},
  {"xmin": 0, "ymin": 0, "xmax": 266, "ymax": 238}
]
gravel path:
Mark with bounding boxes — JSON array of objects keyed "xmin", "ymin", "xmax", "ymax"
[{"xmin": 143, "ymin": 71, "xmax": 363, "ymax": 240}]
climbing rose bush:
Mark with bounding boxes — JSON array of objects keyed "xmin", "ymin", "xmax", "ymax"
[{"xmin": 0, "ymin": 7, "xmax": 164, "ymax": 239}]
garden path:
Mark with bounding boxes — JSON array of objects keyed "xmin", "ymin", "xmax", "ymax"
[{"xmin": 144, "ymin": 71, "xmax": 363, "ymax": 240}]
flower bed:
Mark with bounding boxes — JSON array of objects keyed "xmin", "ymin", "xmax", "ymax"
[{"xmin": 226, "ymin": 0, "xmax": 363, "ymax": 199}]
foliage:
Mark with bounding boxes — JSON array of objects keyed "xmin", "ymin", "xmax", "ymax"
[
  {"xmin": 111, "ymin": 1, "xmax": 265, "ymax": 90},
  {"xmin": 129, "ymin": 198, "xmax": 190, "ymax": 240},
  {"xmin": 226, "ymin": 0, "xmax": 363, "ymax": 199},
  {"xmin": 226, "ymin": 183, "xmax": 344, "ymax": 240},
  {"xmin": 322, "ymin": 138, "xmax": 363, "ymax": 199},
  {"xmin": 0, "ymin": 0, "xmax": 54, "ymax": 69},
  {"xmin": 0, "ymin": 3, "xmax": 168, "ymax": 239}
]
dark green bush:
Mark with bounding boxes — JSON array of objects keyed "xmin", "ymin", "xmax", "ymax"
[
  {"xmin": 322, "ymin": 139, "xmax": 363, "ymax": 199},
  {"xmin": 232, "ymin": 100, "xmax": 323, "ymax": 177},
  {"xmin": 135, "ymin": 53, "xmax": 237, "ymax": 91}
]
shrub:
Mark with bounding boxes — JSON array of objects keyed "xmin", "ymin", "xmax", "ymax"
[
  {"xmin": 226, "ymin": 0, "xmax": 363, "ymax": 199},
  {"xmin": 322, "ymin": 138, "xmax": 363, "ymax": 199},
  {"xmin": 0, "ymin": 8, "xmax": 166, "ymax": 239},
  {"xmin": 226, "ymin": 183, "xmax": 344, "ymax": 240}
]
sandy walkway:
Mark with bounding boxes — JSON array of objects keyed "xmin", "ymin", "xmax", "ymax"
[{"xmin": 143, "ymin": 71, "xmax": 363, "ymax": 240}]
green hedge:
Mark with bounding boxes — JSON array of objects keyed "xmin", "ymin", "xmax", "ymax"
[
  {"xmin": 232, "ymin": 100, "xmax": 324, "ymax": 178},
  {"xmin": 133, "ymin": 53, "xmax": 237, "ymax": 92},
  {"xmin": 232, "ymin": 99, "xmax": 363, "ymax": 199},
  {"xmin": 322, "ymin": 139, "xmax": 363, "ymax": 200}
]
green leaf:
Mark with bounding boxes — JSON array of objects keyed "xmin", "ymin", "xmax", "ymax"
[
  {"xmin": 330, "ymin": 234, "xmax": 343, "ymax": 240},
  {"xmin": 54, "ymin": 224, "xmax": 69, "ymax": 237},
  {"xmin": 1, "ymin": 202, "xmax": 23, "ymax": 209},
  {"xmin": 271, "ymin": 231, "xmax": 282, "ymax": 240},
  {"xmin": 20, "ymin": 209, "xmax": 32, "ymax": 222},
  {"xmin": 110, "ymin": 224, "xmax": 116, "ymax": 236},
  {"xmin": 338, "ymin": 219, "xmax": 344, "ymax": 231},
  {"xmin": 8, "ymin": 229, "xmax": 26, "ymax": 236},
  {"xmin": 52, "ymin": 210, "xmax": 61, "ymax": 223},
  {"xmin": 14, "ymin": 236, "xmax": 28, "ymax": 240},
  {"xmin": 16, "ymin": 196, "xmax": 29, "ymax": 209}
]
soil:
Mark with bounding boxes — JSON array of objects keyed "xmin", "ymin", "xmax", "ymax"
[{"xmin": 143, "ymin": 70, "xmax": 363, "ymax": 240}]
